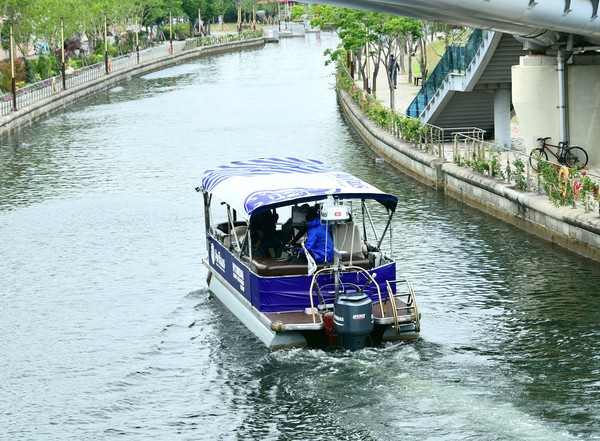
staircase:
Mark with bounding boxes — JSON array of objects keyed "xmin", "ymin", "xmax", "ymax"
[{"xmin": 407, "ymin": 30, "xmax": 526, "ymax": 136}]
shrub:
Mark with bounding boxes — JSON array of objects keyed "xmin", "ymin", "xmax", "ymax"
[
  {"xmin": 509, "ymin": 158, "xmax": 527, "ymax": 190},
  {"xmin": 0, "ymin": 59, "xmax": 25, "ymax": 92},
  {"xmin": 23, "ymin": 57, "xmax": 36, "ymax": 83},
  {"xmin": 162, "ymin": 23, "xmax": 191, "ymax": 40}
]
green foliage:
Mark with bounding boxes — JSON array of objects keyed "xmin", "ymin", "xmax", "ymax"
[
  {"xmin": 94, "ymin": 40, "xmax": 118, "ymax": 57},
  {"xmin": 0, "ymin": 59, "xmax": 26, "ymax": 92},
  {"xmin": 24, "ymin": 58, "xmax": 36, "ymax": 84},
  {"xmin": 401, "ymin": 118, "xmax": 422, "ymax": 144},
  {"xmin": 291, "ymin": 5, "xmax": 306, "ymax": 21},
  {"xmin": 35, "ymin": 54, "xmax": 50, "ymax": 79},
  {"xmin": 537, "ymin": 161, "xmax": 575, "ymax": 207},
  {"xmin": 509, "ymin": 158, "xmax": 528, "ymax": 190},
  {"xmin": 163, "ymin": 23, "xmax": 191, "ymax": 40}
]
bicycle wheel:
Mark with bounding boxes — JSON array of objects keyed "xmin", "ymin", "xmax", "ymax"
[
  {"xmin": 529, "ymin": 148, "xmax": 547, "ymax": 172},
  {"xmin": 564, "ymin": 146, "xmax": 588, "ymax": 169}
]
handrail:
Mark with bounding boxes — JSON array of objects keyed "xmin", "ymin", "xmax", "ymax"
[
  {"xmin": 385, "ymin": 280, "xmax": 400, "ymax": 335},
  {"xmin": 407, "ymin": 29, "xmax": 489, "ymax": 118},
  {"xmin": 452, "ymin": 132, "xmax": 600, "ymax": 215},
  {"xmin": 385, "ymin": 278, "xmax": 420, "ymax": 334},
  {"xmin": 308, "ymin": 265, "xmax": 383, "ymax": 324}
]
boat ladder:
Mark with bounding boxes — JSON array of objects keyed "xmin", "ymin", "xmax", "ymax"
[{"xmin": 385, "ymin": 279, "xmax": 421, "ymax": 335}]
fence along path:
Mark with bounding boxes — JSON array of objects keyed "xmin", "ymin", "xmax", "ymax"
[{"xmin": 0, "ymin": 34, "xmax": 252, "ymax": 117}]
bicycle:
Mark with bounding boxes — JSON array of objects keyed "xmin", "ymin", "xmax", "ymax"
[{"xmin": 529, "ymin": 137, "xmax": 588, "ymax": 171}]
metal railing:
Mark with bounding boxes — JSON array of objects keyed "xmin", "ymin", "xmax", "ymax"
[
  {"xmin": 452, "ymin": 133, "xmax": 600, "ymax": 215},
  {"xmin": 0, "ymin": 32, "xmax": 262, "ymax": 117},
  {"xmin": 407, "ymin": 29, "xmax": 489, "ymax": 118},
  {"xmin": 339, "ymin": 62, "xmax": 485, "ymax": 159}
]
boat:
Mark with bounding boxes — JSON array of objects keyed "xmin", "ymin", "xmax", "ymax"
[{"xmin": 198, "ymin": 157, "xmax": 420, "ymax": 349}]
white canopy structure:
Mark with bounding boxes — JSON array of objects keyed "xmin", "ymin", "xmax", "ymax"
[{"xmin": 201, "ymin": 157, "xmax": 398, "ymax": 218}]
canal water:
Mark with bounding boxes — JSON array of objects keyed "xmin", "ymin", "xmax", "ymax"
[{"xmin": 1, "ymin": 32, "xmax": 600, "ymax": 440}]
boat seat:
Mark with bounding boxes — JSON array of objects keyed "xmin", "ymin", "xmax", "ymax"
[
  {"xmin": 223, "ymin": 225, "xmax": 248, "ymax": 249},
  {"xmin": 251, "ymin": 253, "xmax": 370, "ymax": 277},
  {"xmin": 333, "ymin": 222, "xmax": 366, "ymax": 255}
]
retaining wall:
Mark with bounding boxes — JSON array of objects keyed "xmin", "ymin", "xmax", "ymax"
[
  {"xmin": 338, "ymin": 88, "xmax": 600, "ymax": 261},
  {"xmin": 0, "ymin": 38, "xmax": 265, "ymax": 139}
]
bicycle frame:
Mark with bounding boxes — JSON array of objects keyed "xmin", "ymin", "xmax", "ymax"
[
  {"xmin": 530, "ymin": 137, "xmax": 588, "ymax": 171},
  {"xmin": 539, "ymin": 138, "xmax": 568, "ymax": 162}
]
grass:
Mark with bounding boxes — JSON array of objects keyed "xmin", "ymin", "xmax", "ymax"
[{"xmin": 412, "ymin": 39, "xmax": 445, "ymax": 77}]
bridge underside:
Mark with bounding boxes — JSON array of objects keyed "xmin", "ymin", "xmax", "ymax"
[{"xmin": 322, "ymin": 0, "xmax": 600, "ymax": 46}]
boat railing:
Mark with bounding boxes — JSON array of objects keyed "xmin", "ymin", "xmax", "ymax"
[
  {"xmin": 309, "ymin": 265, "xmax": 384, "ymax": 324},
  {"xmin": 385, "ymin": 279, "xmax": 420, "ymax": 334}
]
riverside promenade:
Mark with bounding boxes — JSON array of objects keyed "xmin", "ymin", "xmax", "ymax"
[
  {"xmin": 0, "ymin": 34, "xmax": 264, "ymax": 140},
  {"xmin": 338, "ymin": 63, "xmax": 600, "ymax": 261}
]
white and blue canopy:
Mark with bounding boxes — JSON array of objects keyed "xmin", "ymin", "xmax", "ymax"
[{"xmin": 201, "ymin": 157, "xmax": 397, "ymax": 218}]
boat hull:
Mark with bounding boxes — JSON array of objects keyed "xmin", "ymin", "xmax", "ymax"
[
  {"xmin": 204, "ymin": 252, "xmax": 419, "ymax": 349},
  {"xmin": 205, "ymin": 258, "xmax": 308, "ymax": 349}
]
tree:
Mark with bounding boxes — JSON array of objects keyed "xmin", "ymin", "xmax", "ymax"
[
  {"xmin": 313, "ymin": 6, "xmax": 422, "ymax": 110},
  {"xmin": 291, "ymin": 5, "xmax": 305, "ymax": 21},
  {"xmin": 311, "ymin": 6, "xmax": 375, "ymax": 92},
  {"xmin": 370, "ymin": 14, "xmax": 421, "ymax": 110}
]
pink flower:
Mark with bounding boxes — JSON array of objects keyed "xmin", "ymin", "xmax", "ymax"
[{"xmin": 582, "ymin": 171, "xmax": 586, "ymax": 176}]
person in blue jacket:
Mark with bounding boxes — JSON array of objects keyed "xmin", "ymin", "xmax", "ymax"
[{"xmin": 299, "ymin": 207, "xmax": 333, "ymax": 263}]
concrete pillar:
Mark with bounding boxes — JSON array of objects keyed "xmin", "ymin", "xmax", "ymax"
[
  {"xmin": 512, "ymin": 54, "xmax": 600, "ymax": 166},
  {"xmin": 494, "ymin": 87, "xmax": 512, "ymax": 149}
]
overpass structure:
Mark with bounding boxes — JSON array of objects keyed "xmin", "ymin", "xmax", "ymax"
[{"xmin": 325, "ymin": 0, "xmax": 600, "ymax": 165}]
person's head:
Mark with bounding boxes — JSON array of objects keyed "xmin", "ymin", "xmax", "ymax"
[{"xmin": 306, "ymin": 205, "xmax": 319, "ymax": 222}]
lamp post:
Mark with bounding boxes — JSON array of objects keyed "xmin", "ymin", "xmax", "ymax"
[
  {"xmin": 365, "ymin": 26, "xmax": 371, "ymax": 94},
  {"xmin": 237, "ymin": 2, "xmax": 242, "ymax": 36},
  {"xmin": 9, "ymin": 21, "xmax": 16, "ymax": 111},
  {"xmin": 135, "ymin": 14, "xmax": 140, "ymax": 63},
  {"xmin": 60, "ymin": 17, "xmax": 67, "ymax": 90},
  {"xmin": 169, "ymin": 9, "xmax": 173, "ymax": 53},
  {"xmin": 104, "ymin": 13, "xmax": 109, "ymax": 75}
]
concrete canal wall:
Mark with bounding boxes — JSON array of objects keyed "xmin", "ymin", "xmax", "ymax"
[
  {"xmin": 0, "ymin": 38, "xmax": 265, "ymax": 140},
  {"xmin": 338, "ymin": 88, "xmax": 600, "ymax": 261}
]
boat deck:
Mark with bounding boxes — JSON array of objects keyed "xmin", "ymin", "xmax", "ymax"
[
  {"xmin": 265, "ymin": 310, "xmax": 323, "ymax": 325},
  {"xmin": 263, "ymin": 297, "xmax": 414, "ymax": 330}
]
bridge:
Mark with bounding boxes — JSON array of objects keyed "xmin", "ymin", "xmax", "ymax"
[{"xmin": 324, "ymin": 0, "xmax": 600, "ymax": 165}]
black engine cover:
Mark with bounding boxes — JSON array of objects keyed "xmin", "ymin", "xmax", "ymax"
[{"xmin": 333, "ymin": 292, "xmax": 374, "ymax": 350}]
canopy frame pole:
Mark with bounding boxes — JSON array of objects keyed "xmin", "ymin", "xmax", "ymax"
[
  {"xmin": 377, "ymin": 210, "xmax": 394, "ymax": 251},
  {"xmin": 364, "ymin": 202, "xmax": 379, "ymax": 244}
]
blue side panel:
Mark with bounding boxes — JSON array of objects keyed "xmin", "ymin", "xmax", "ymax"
[
  {"xmin": 253, "ymin": 262, "xmax": 397, "ymax": 313},
  {"xmin": 208, "ymin": 238, "xmax": 251, "ymax": 302},
  {"xmin": 207, "ymin": 238, "xmax": 397, "ymax": 313}
]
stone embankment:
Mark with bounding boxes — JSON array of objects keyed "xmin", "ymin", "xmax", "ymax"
[
  {"xmin": 338, "ymin": 87, "xmax": 600, "ymax": 261},
  {"xmin": 0, "ymin": 38, "xmax": 265, "ymax": 139}
]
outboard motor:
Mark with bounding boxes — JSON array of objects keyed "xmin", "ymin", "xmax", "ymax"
[{"xmin": 333, "ymin": 292, "xmax": 374, "ymax": 350}]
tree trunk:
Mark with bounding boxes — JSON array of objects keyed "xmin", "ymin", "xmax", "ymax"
[
  {"xmin": 372, "ymin": 43, "xmax": 383, "ymax": 95},
  {"xmin": 398, "ymin": 41, "xmax": 406, "ymax": 75},
  {"xmin": 407, "ymin": 38, "xmax": 414, "ymax": 84},
  {"xmin": 418, "ymin": 37, "xmax": 427, "ymax": 80}
]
